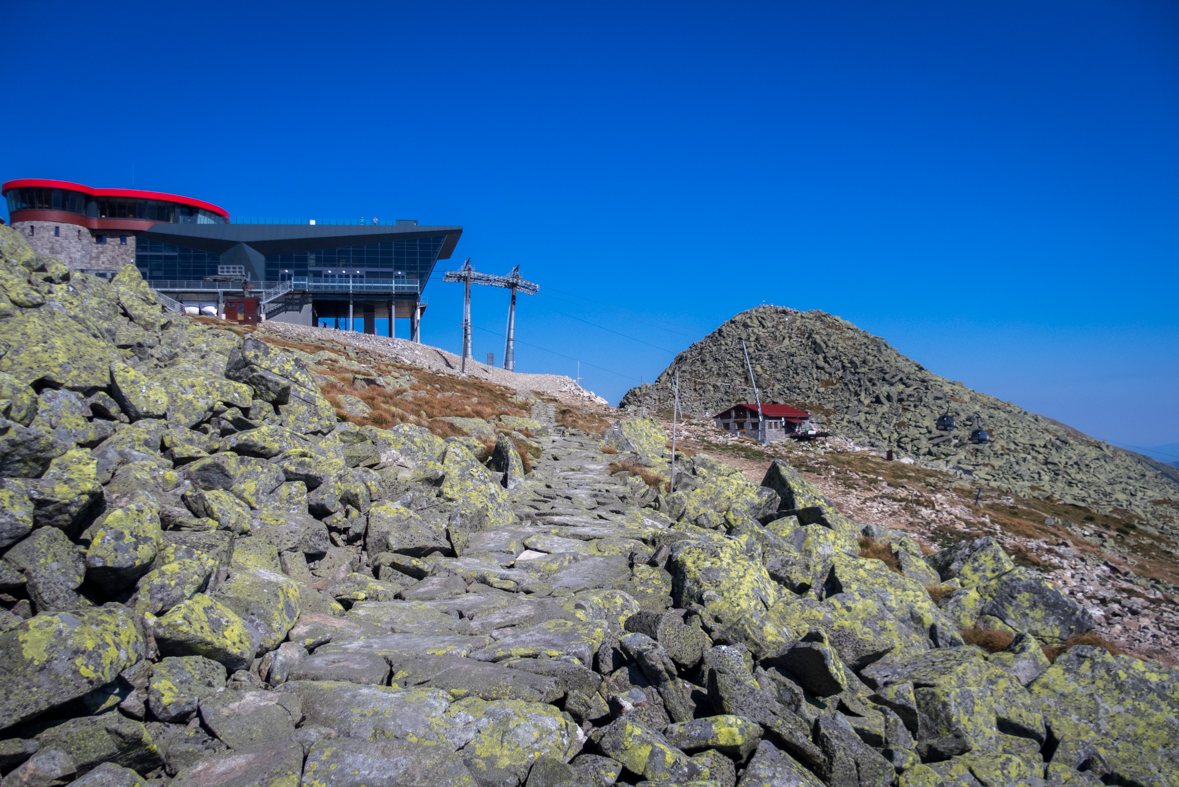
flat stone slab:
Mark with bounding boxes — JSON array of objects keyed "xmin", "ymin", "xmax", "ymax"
[
  {"xmin": 387, "ymin": 654, "xmax": 562, "ymax": 703},
  {"xmin": 316, "ymin": 633, "xmax": 492, "ymax": 660},
  {"xmin": 302, "ymin": 737, "xmax": 476, "ymax": 787},
  {"xmin": 289, "ymin": 650, "xmax": 391, "ymax": 685}
]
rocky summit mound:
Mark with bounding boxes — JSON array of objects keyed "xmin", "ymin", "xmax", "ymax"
[
  {"xmin": 0, "ymin": 225, "xmax": 1177, "ymax": 787},
  {"xmin": 620, "ymin": 305, "xmax": 1179, "ymax": 538}
]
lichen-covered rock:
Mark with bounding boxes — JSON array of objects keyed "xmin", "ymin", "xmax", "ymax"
[
  {"xmin": 488, "ymin": 433, "xmax": 526, "ymax": 490},
  {"xmin": 4, "ymin": 526, "xmax": 88, "ymax": 612},
  {"xmin": 110, "ymin": 362, "xmax": 169, "ymax": 421},
  {"xmin": 0, "ymin": 479, "xmax": 35, "ymax": 549},
  {"xmin": 134, "ymin": 555, "xmax": 217, "ymax": 616},
  {"xmin": 862, "ymin": 646, "xmax": 1045, "ymax": 757},
  {"xmin": 663, "ymin": 715, "xmax": 763, "ymax": 760},
  {"xmin": 26, "ymin": 448, "xmax": 103, "ymax": 532},
  {"xmin": 170, "ymin": 740, "xmax": 305, "ymax": 787},
  {"xmin": 366, "ymin": 500, "xmax": 450, "ymax": 557},
  {"xmin": 66, "ymin": 761, "xmax": 146, "ymax": 787},
  {"xmin": 148, "ymin": 656, "xmax": 227, "ymax": 723},
  {"xmin": 0, "ymin": 606, "xmax": 146, "ymax": 732},
  {"xmin": 302, "ymin": 737, "xmax": 476, "ymax": 787},
  {"xmin": 676, "ymin": 473, "xmax": 779, "ymax": 525},
  {"xmin": 0, "ymin": 748, "xmax": 76, "ymax": 786},
  {"xmin": 152, "ymin": 593, "xmax": 257, "ymax": 672},
  {"xmin": 972, "ymin": 567, "xmax": 1095, "ymax": 644},
  {"xmin": 0, "ymin": 371, "xmax": 38, "ymax": 426},
  {"xmin": 225, "ymin": 336, "xmax": 335, "ymax": 435},
  {"xmin": 334, "ymin": 394, "xmax": 372, "ymax": 418},
  {"xmin": 84, "ymin": 505, "xmax": 164, "ymax": 592},
  {"xmin": 278, "ymin": 680, "xmax": 456, "ymax": 743},
  {"xmin": 0, "ymin": 304, "xmax": 118, "ymax": 392},
  {"xmin": 441, "ymin": 443, "xmax": 513, "ymax": 553},
  {"xmin": 603, "ymin": 417, "xmax": 667, "ymax": 463},
  {"xmin": 593, "ymin": 717, "xmax": 701, "ymax": 783},
  {"xmin": 669, "ymin": 534, "xmax": 791, "ymax": 657},
  {"xmin": 989, "ymin": 631, "xmax": 1051, "ymax": 686},
  {"xmin": 0, "ymin": 418, "xmax": 69, "ymax": 477},
  {"xmin": 445, "ymin": 697, "xmax": 582, "ymax": 786},
  {"xmin": 198, "ymin": 690, "xmax": 300, "ymax": 749},
  {"xmin": 33, "ymin": 714, "xmax": 164, "ymax": 776},
  {"xmin": 211, "ymin": 567, "xmax": 301, "ymax": 651},
  {"xmin": 927, "ymin": 537, "xmax": 1016, "ymax": 587},
  {"xmin": 1029, "ymin": 645, "xmax": 1179, "ymax": 786}
]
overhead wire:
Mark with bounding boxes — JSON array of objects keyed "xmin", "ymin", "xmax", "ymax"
[{"xmin": 469, "ymin": 323, "xmax": 639, "ymax": 381}]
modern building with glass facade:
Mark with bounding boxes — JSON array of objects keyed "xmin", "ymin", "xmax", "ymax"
[{"xmin": 2, "ymin": 178, "xmax": 461, "ymax": 338}]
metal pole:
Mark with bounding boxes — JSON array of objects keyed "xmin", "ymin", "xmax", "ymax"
[
  {"xmin": 462, "ymin": 277, "xmax": 472, "ymax": 373},
  {"xmin": 504, "ymin": 287, "xmax": 517, "ymax": 371},
  {"xmin": 412, "ymin": 301, "xmax": 421, "ymax": 343},
  {"xmin": 348, "ymin": 296, "xmax": 354, "ymax": 333},
  {"xmin": 741, "ymin": 339, "xmax": 764, "ymax": 443},
  {"xmin": 670, "ymin": 369, "xmax": 679, "ymax": 494},
  {"xmin": 388, "ymin": 299, "xmax": 394, "ymax": 338}
]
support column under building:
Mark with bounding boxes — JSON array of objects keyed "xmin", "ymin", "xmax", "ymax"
[
  {"xmin": 363, "ymin": 305, "xmax": 375, "ymax": 335},
  {"xmin": 411, "ymin": 300, "xmax": 421, "ymax": 343},
  {"xmin": 504, "ymin": 288, "xmax": 517, "ymax": 371},
  {"xmin": 348, "ymin": 296, "xmax": 354, "ymax": 332},
  {"xmin": 388, "ymin": 300, "xmax": 394, "ymax": 338}
]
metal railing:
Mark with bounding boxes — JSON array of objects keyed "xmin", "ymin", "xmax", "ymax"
[
  {"xmin": 260, "ymin": 281, "xmax": 293, "ymax": 305},
  {"xmin": 156, "ymin": 291, "xmax": 184, "ymax": 313},
  {"xmin": 148, "ymin": 279, "xmax": 420, "ymax": 295},
  {"xmin": 230, "ymin": 218, "xmax": 419, "ymax": 227}
]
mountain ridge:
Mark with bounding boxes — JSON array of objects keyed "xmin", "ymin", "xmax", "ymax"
[{"xmin": 620, "ymin": 305, "xmax": 1178, "ymax": 537}]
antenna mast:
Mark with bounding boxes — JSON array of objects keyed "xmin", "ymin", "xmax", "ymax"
[{"xmin": 741, "ymin": 339, "xmax": 764, "ymax": 443}]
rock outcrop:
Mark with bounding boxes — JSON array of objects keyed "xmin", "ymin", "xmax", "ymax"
[{"xmin": 0, "ymin": 228, "xmax": 1176, "ymax": 786}]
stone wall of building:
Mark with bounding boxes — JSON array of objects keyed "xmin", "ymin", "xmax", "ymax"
[{"xmin": 9, "ymin": 221, "xmax": 136, "ymax": 272}]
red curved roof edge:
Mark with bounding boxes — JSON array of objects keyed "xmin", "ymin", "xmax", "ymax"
[{"xmin": 1, "ymin": 178, "xmax": 230, "ymax": 220}]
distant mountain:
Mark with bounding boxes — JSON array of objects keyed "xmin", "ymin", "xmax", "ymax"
[
  {"xmin": 1139, "ymin": 443, "xmax": 1179, "ymax": 468},
  {"xmin": 620, "ymin": 306, "xmax": 1179, "ymax": 530}
]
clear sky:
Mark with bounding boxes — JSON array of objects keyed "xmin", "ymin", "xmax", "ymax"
[{"xmin": 4, "ymin": 1, "xmax": 1177, "ymax": 452}]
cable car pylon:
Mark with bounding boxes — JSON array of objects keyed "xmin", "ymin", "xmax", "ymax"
[{"xmin": 443, "ymin": 260, "xmax": 539, "ymax": 373}]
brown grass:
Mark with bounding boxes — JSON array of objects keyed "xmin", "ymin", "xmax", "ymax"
[
  {"xmin": 1041, "ymin": 633, "xmax": 1125, "ymax": 663},
  {"xmin": 857, "ymin": 537, "xmax": 902, "ymax": 574},
  {"xmin": 666, "ymin": 440, "xmax": 696, "ymax": 458},
  {"xmin": 961, "ymin": 626, "xmax": 1016, "ymax": 653},
  {"xmin": 556, "ymin": 406, "xmax": 613, "ymax": 435},
  {"xmin": 600, "ymin": 445, "xmax": 618, "ymax": 454},
  {"xmin": 925, "ymin": 585, "xmax": 953, "ymax": 604},
  {"xmin": 608, "ymin": 461, "xmax": 668, "ymax": 492}
]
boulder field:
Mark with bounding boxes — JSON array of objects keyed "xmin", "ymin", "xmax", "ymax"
[{"xmin": 0, "ymin": 224, "xmax": 1176, "ymax": 786}]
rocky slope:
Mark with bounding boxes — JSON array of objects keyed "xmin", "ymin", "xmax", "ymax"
[
  {"xmin": 620, "ymin": 306, "xmax": 1179, "ymax": 540},
  {"xmin": 0, "ymin": 227, "xmax": 1177, "ymax": 787}
]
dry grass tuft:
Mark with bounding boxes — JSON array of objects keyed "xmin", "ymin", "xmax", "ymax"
[
  {"xmin": 601, "ymin": 445, "xmax": 619, "ymax": 455},
  {"xmin": 925, "ymin": 585, "xmax": 953, "ymax": 604},
  {"xmin": 1042, "ymin": 633, "xmax": 1124, "ymax": 663},
  {"xmin": 961, "ymin": 626, "xmax": 1016, "ymax": 653},
  {"xmin": 556, "ymin": 406, "xmax": 613, "ymax": 435},
  {"xmin": 608, "ymin": 461, "xmax": 668, "ymax": 492},
  {"xmin": 857, "ymin": 537, "xmax": 902, "ymax": 574}
]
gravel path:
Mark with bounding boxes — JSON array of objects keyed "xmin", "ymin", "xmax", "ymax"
[{"xmin": 260, "ymin": 321, "xmax": 610, "ymax": 407}]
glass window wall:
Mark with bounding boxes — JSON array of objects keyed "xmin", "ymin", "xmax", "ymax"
[
  {"xmin": 135, "ymin": 239, "xmax": 222, "ymax": 281},
  {"xmin": 263, "ymin": 236, "xmax": 446, "ymax": 291},
  {"xmin": 4, "ymin": 187, "xmax": 226, "ymax": 224}
]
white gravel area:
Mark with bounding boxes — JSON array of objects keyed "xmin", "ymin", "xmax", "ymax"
[{"xmin": 260, "ymin": 321, "xmax": 610, "ymax": 407}]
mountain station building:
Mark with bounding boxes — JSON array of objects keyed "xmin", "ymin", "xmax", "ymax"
[
  {"xmin": 1, "ymin": 178, "xmax": 462, "ymax": 339},
  {"xmin": 713, "ymin": 403, "xmax": 810, "ymax": 442}
]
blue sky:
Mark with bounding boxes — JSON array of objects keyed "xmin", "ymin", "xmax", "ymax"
[{"xmin": 4, "ymin": 1, "xmax": 1177, "ymax": 451}]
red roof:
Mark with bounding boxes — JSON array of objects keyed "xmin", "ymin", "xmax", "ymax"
[
  {"xmin": 714, "ymin": 403, "xmax": 809, "ymax": 419},
  {"xmin": 2, "ymin": 178, "xmax": 230, "ymax": 220}
]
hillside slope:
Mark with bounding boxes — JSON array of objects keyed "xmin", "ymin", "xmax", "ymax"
[{"xmin": 620, "ymin": 306, "xmax": 1178, "ymax": 537}]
